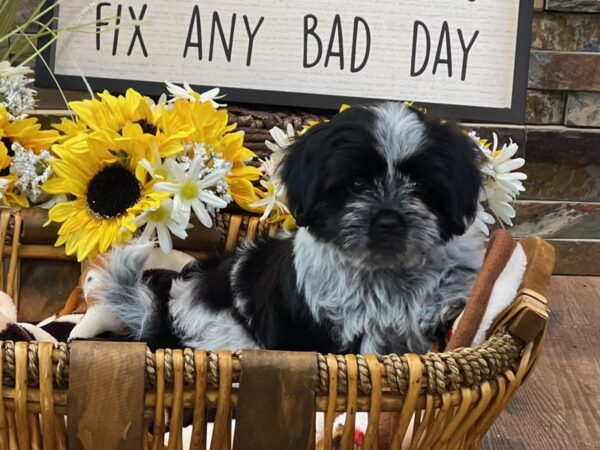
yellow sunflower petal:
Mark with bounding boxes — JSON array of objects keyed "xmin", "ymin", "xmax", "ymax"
[
  {"xmin": 48, "ymin": 200, "xmax": 79, "ymax": 222},
  {"xmin": 77, "ymin": 230, "xmax": 101, "ymax": 261}
]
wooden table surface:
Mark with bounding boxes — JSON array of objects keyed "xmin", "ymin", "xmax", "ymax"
[{"xmin": 482, "ymin": 276, "xmax": 600, "ymax": 450}]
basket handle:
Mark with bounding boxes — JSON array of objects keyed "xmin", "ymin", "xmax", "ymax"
[{"xmin": 489, "ymin": 237, "xmax": 555, "ymax": 343}]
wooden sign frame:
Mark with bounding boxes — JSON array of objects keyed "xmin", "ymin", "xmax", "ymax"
[{"xmin": 35, "ymin": 0, "xmax": 534, "ymax": 124}]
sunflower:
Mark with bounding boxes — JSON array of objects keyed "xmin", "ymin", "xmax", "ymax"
[
  {"xmin": 0, "ymin": 105, "xmax": 58, "ymax": 207},
  {"xmin": 54, "ymin": 89, "xmax": 193, "ymax": 161},
  {"xmin": 157, "ymin": 98, "xmax": 261, "ymax": 209},
  {"xmin": 0, "ymin": 105, "xmax": 58, "ymax": 154},
  {"xmin": 44, "ymin": 135, "xmax": 164, "ymax": 261}
]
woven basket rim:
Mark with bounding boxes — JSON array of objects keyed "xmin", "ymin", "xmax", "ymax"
[{"xmin": 0, "ymin": 328, "xmax": 523, "ymax": 397}]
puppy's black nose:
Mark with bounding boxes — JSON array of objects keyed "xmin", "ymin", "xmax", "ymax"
[{"xmin": 373, "ymin": 210, "xmax": 404, "ymax": 232}]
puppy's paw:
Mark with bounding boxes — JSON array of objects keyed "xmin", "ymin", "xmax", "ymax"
[
  {"xmin": 420, "ymin": 298, "xmax": 467, "ymax": 344},
  {"xmin": 441, "ymin": 298, "xmax": 467, "ymax": 325}
]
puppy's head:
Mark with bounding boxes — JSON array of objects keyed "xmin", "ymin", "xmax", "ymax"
[{"xmin": 280, "ymin": 102, "xmax": 481, "ymax": 264}]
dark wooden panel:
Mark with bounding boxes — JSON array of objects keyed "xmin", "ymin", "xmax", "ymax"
[
  {"xmin": 234, "ymin": 350, "xmax": 317, "ymax": 450},
  {"xmin": 67, "ymin": 342, "xmax": 147, "ymax": 450},
  {"xmin": 18, "ymin": 259, "xmax": 80, "ymax": 322},
  {"xmin": 483, "ymin": 276, "xmax": 600, "ymax": 449}
]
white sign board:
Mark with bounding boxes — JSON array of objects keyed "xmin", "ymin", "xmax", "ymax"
[{"xmin": 37, "ymin": 0, "xmax": 533, "ymax": 122}]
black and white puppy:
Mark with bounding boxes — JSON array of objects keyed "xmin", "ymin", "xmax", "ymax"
[{"xmin": 98, "ymin": 102, "xmax": 484, "ymax": 355}]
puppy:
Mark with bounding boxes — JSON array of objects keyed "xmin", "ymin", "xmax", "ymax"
[{"xmin": 97, "ymin": 102, "xmax": 484, "ymax": 355}]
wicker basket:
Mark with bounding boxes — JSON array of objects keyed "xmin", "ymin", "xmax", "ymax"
[
  {"xmin": 0, "ymin": 106, "xmax": 555, "ymax": 450},
  {"xmin": 0, "ymin": 206, "xmax": 555, "ymax": 450}
]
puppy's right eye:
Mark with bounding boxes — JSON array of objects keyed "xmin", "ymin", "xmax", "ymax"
[{"xmin": 350, "ymin": 178, "xmax": 367, "ymax": 193}]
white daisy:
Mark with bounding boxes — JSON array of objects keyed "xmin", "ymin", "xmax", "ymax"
[
  {"xmin": 473, "ymin": 203, "xmax": 496, "ymax": 236},
  {"xmin": 485, "ymin": 186, "xmax": 517, "ymax": 227},
  {"xmin": 265, "ymin": 124, "xmax": 295, "ymax": 153},
  {"xmin": 469, "ymin": 131, "xmax": 527, "ymax": 230},
  {"xmin": 154, "ymin": 153, "xmax": 231, "ymax": 228},
  {"xmin": 258, "ymin": 157, "xmax": 277, "ymax": 179},
  {"xmin": 250, "ymin": 179, "xmax": 290, "ymax": 222},
  {"xmin": 138, "ymin": 144, "xmax": 172, "ymax": 180},
  {"xmin": 478, "ymin": 133, "xmax": 527, "ymax": 199},
  {"xmin": 164, "ymin": 81, "xmax": 226, "ymax": 108},
  {"xmin": 136, "ymin": 198, "xmax": 188, "ymax": 254}
]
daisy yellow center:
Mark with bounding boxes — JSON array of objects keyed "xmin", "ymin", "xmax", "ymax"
[
  {"xmin": 147, "ymin": 205, "xmax": 167, "ymax": 223},
  {"xmin": 180, "ymin": 182, "xmax": 198, "ymax": 200},
  {"xmin": 86, "ymin": 164, "xmax": 142, "ymax": 219}
]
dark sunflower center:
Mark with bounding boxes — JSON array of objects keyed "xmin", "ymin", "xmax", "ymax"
[
  {"xmin": 0, "ymin": 137, "xmax": 14, "ymax": 176},
  {"xmin": 86, "ymin": 165, "xmax": 142, "ymax": 219},
  {"xmin": 137, "ymin": 119, "xmax": 158, "ymax": 135}
]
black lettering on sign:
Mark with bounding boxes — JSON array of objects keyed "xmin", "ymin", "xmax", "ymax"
[
  {"xmin": 304, "ymin": 15, "xmax": 371, "ymax": 72},
  {"xmin": 184, "ymin": 5, "xmax": 203, "ymax": 59},
  {"xmin": 325, "ymin": 14, "xmax": 344, "ymax": 70},
  {"xmin": 127, "ymin": 4, "xmax": 148, "ymax": 57},
  {"xmin": 243, "ymin": 16, "xmax": 264, "ymax": 66},
  {"xmin": 411, "ymin": 20, "xmax": 480, "ymax": 81},
  {"xmin": 95, "ymin": 2, "xmax": 110, "ymax": 51},
  {"xmin": 458, "ymin": 29, "xmax": 479, "ymax": 81},
  {"xmin": 95, "ymin": 2, "xmax": 123, "ymax": 55},
  {"xmin": 209, "ymin": 12, "xmax": 236, "ymax": 62},
  {"xmin": 303, "ymin": 14, "xmax": 322, "ymax": 68},
  {"xmin": 351, "ymin": 17, "xmax": 370, "ymax": 73},
  {"xmin": 113, "ymin": 4, "xmax": 122, "ymax": 56},
  {"xmin": 433, "ymin": 21, "xmax": 452, "ymax": 77},
  {"xmin": 411, "ymin": 20, "xmax": 430, "ymax": 77}
]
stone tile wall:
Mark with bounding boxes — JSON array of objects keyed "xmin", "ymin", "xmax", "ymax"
[
  {"xmin": 522, "ymin": 1, "xmax": 600, "ymax": 275},
  {"xmin": 528, "ymin": 3, "xmax": 600, "ymax": 126}
]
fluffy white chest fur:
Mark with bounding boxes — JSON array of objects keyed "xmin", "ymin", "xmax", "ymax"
[{"xmin": 293, "ymin": 227, "xmax": 484, "ymax": 354}]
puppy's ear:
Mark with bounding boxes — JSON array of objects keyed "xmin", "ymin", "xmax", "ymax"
[
  {"xmin": 279, "ymin": 124, "xmax": 327, "ymax": 227},
  {"xmin": 440, "ymin": 124, "xmax": 482, "ymax": 236},
  {"xmin": 408, "ymin": 120, "xmax": 482, "ymax": 238}
]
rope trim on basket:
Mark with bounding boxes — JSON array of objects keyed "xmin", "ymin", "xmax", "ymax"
[{"xmin": 0, "ymin": 331, "xmax": 522, "ymax": 396}]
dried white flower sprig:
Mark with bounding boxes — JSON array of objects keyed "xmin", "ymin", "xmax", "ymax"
[
  {"xmin": 9, "ymin": 142, "xmax": 53, "ymax": 204},
  {"xmin": 0, "ymin": 61, "xmax": 35, "ymax": 119}
]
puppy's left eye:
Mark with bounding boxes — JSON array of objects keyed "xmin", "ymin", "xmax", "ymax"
[{"xmin": 350, "ymin": 178, "xmax": 367, "ymax": 193}]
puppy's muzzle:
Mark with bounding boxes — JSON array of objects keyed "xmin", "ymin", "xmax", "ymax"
[{"xmin": 372, "ymin": 209, "xmax": 405, "ymax": 233}]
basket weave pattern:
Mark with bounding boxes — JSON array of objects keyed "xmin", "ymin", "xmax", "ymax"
[{"xmin": 0, "ymin": 208, "xmax": 552, "ymax": 450}]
